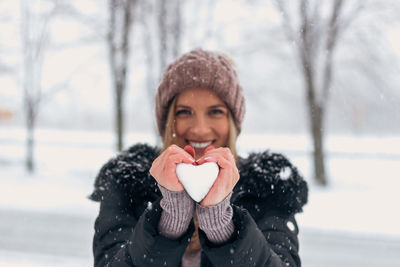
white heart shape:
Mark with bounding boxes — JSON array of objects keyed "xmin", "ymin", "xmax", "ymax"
[{"xmin": 176, "ymin": 162, "xmax": 219, "ymax": 202}]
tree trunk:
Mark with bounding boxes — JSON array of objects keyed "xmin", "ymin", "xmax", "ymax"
[
  {"xmin": 158, "ymin": 0, "xmax": 168, "ymax": 78},
  {"xmin": 275, "ymin": 0, "xmax": 358, "ymax": 186},
  {"xmin": 108, "ymin": 0, "xmax": 135, "ymax": 152},
  {"xmin": 116, "ymin": 82, "xmax": 124, "ymax": 151},
  {"xmin": 26, "ymin": 110, "xmax": 35, "ymax": 173},
  {"xmin": 141, "ymin": 0, "xmax": 159, "ymax": 143},
  {"xmin": 302, "ymin": 53, "xmax": 328, "ymax": 185},
  {"xmin": 310, "ymin": 105, "xmax": 327, "ymax": 185},
  {"xmin": 172, "ymin": 0, "xmax": 181, "ymax": 59}
]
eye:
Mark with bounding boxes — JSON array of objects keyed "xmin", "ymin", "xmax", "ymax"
[
  {"xmin": 209, "ymin": 108, "xmax": 226, "ymax": 116},
  {"xmin": 175, "ymin": 109, "xmax": 192, "ymax": 117}
]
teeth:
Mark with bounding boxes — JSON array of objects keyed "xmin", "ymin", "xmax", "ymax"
[{"xmin": 189, "ymin": 141, "xmax": 212, "ymax": 149}]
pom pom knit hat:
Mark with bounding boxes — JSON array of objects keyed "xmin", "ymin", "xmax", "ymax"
[{"xmin": 155, "ymin": 48, "xmax": 246, "ymax": 138}]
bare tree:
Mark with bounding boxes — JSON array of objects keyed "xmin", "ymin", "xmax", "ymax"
[
  {"xmin": 274, "ymin": 0, "xmax": 363, "ymax": 185},
  {"xmin": 20, "ymin": 0, "xmax": 60, "ymax": 172},
  {"xmin": 137, "ymin": 0, "xmax": 159, "ymax": 143},
  {"xmin": 171, "ymin": 0, "xmax": 182, "ymax": 59},
  {"xmin": 108, "ymin": 0, "xmax": 137, "ymax": 151},
  {"xmin": 157, "ymin": 0, "xmax": 183, "ymax": 80},
  {"xmin": 135, "ymin": 0, "xmax": 183, "ymax": 143},
  {"xmin": 19, "ymin": 0, "xmax": 94, "ymax": 172}
]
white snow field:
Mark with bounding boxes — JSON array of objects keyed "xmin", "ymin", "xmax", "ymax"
[{"xmin": 1, "ymin": 128, "xmax": 400, "ymax": 266}]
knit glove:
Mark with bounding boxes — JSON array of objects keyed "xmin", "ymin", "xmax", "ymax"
[
  {"xmin": 196, "ymin": 192, "xmax": 234, "ymax": 244},
  {"xmin": 158, "ymin": 185, "xmax": 195, "ymax": 239}
]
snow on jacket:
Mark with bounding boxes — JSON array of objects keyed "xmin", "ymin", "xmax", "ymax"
[{"xmin": 90, "ymin": 143, "xmax": 308, "ymax": 267}]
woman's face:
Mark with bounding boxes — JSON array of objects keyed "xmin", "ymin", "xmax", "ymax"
[{"xmin": 174, "ymin": 88, "xmax": 229, "ymax": 159}]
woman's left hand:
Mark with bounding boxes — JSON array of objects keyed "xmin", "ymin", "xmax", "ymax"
[{"xmin": 196, "ymin": 146, "xmax": 239, "ymax": 206}]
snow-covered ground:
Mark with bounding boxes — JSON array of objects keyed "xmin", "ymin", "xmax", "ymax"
[
  {"xmin": 1, "ymin": 128, "xmax": 400, "ymax": 266},
  {"xmin": 2, "ymin": 128, "xmax": 399, "ymax": 235}
]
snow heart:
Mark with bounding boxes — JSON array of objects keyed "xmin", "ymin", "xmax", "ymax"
[{"xmin": 176, "ymin": 162, "xmax": 219, "ymax": 202}]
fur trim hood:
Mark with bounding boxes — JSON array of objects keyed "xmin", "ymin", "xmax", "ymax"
[{"xmin": 90, "ymin": 143, "xmax": 308, "ymax": 215}]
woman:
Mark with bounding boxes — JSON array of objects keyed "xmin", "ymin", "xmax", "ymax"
[{"xmin": 90, "ymin": 49, "xmax": 308, "ymax": 266}]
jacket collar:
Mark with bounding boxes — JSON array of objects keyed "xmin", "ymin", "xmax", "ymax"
[{"xmin": 91, "ymin": 143, "xmax": 308, "ymax": 215}]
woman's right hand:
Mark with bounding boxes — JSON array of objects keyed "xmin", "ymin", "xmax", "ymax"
[{"xmin": 150, "ymin": 144, "xmax": 195, "ymax": 192}]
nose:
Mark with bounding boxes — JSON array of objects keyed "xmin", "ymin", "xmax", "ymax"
[{"xmin": 190, "ymin": 114, "xmax": 211, "ymax": 137}]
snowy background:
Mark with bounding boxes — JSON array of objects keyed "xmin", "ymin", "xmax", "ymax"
[
  {"xmin": 1, "ymin": 0, "xmax": 400, "ymax": 266},
  {"xmin": 1, "ymin": 129, "xmax": 400, "ymax": 266}
]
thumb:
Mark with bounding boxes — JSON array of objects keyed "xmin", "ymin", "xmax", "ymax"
[
  {"xmin": 204, "ymin": 145, "xmax": 215, "ymax": 153},
  {"xmin": 183, "ymin": 144, "xmax": 195, "ymax": 158}
]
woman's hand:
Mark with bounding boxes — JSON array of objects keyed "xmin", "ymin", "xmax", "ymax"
[
  {"xmin": 150, "ymin": 144, "xmax": 195, "ymax": 192},
  {"xmin": 196, "ymin": 146, "xmax": 239, "ymax": 206}
]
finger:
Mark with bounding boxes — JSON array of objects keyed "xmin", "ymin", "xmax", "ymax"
[
  {"xmin": 150, "ymin": 154, "xmax": 164, "ymax": 176},
  {"xmin": 168, "ymin": 144, "xmax": 195, "ymax": 162},
  {"xmin": 214, "ymin": 156, "xmax": 231, "ymax": 169},
  {"xmin": 205, "ymin": 147, "xmax": 233, "ymax": 159},
  {"xmin": 181, "ymin": 156, "xmax": 196, "ymax": 164},
  {"xmin": 200, "ymin": 149, "xmax": 233, "ymax": 165},
  {"xmin": 196, "ymin": 147, "xmax": 229, "ymax": 165},
  {"xmin": 164, "ymin": 145, "xmax": 195, "ymax": 163},
  {"xmin": 166, "ymin": 144, "xmax": 183, "ymax": 154},
  {"xmin": 196, "ymin": 155, "xmax": 216, "ymax": 165},
  {"xmin": 198, "ymin": 154, "xmax": 231, "ymax": 170},
  {"xmin": 168, "ymin": 153, "xmax": 195, "ymax": 166},
  {"xmin": 159, "ymin": 145, "xmax": 180, "ymax": 164},
  {"xmin": 204, "ymin": 144, "xmax": 215, "ymax": 153},
  {"xmin": 218, "ymin": 147, "xmax": 234, "ymax": 161},
  {"xmin": 194, "ymin": 145, "xmax": 215, "ymax": 164},
  {"xmin": 183, "ymin": 144, "xmax": 195, "ymax": 158}
]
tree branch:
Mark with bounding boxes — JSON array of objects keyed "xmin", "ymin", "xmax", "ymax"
[{"xmin": 274, "ymin": 0, "xmax": 296, "ymax": 44}]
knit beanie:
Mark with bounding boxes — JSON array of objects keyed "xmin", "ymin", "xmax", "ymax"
[{"xmin": 155, "ymin": 48, "xmax": 245, "ymax": 138}]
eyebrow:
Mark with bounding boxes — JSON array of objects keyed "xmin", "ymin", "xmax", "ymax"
[
  {"xmin": 175, "ymin": 105, "xmax": 191, "ymax": 109},
  {"xmin": 175, "ymin": 104, "xmax": 227, "ymax": 109},
  {"xmin": 209, "ymin": 104, "xmax": 227, "ymax": 109}
]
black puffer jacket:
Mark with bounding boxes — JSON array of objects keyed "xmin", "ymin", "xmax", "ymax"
[{"xmin": 90, "ymin": 143, "xmax": 308, "ymax": 267}]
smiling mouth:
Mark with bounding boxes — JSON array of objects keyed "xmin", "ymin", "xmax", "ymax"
[{"xmin": 188, "ymin": 140, "xmax": 213, "ymax": 149}]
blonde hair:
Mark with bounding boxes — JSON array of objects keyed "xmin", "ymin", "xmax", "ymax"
[
  {"xmin": 161, "ymin": 96, "xmax": 238, "ymax": 160},
  {"xmin": 162, "ymin": 97, "xmax": 178, "ymax": 151}
]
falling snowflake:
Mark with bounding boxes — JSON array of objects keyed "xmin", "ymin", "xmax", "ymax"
[{"xmin": 279, "ymin": 167, "xmax": 292, "ymax": 180}]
